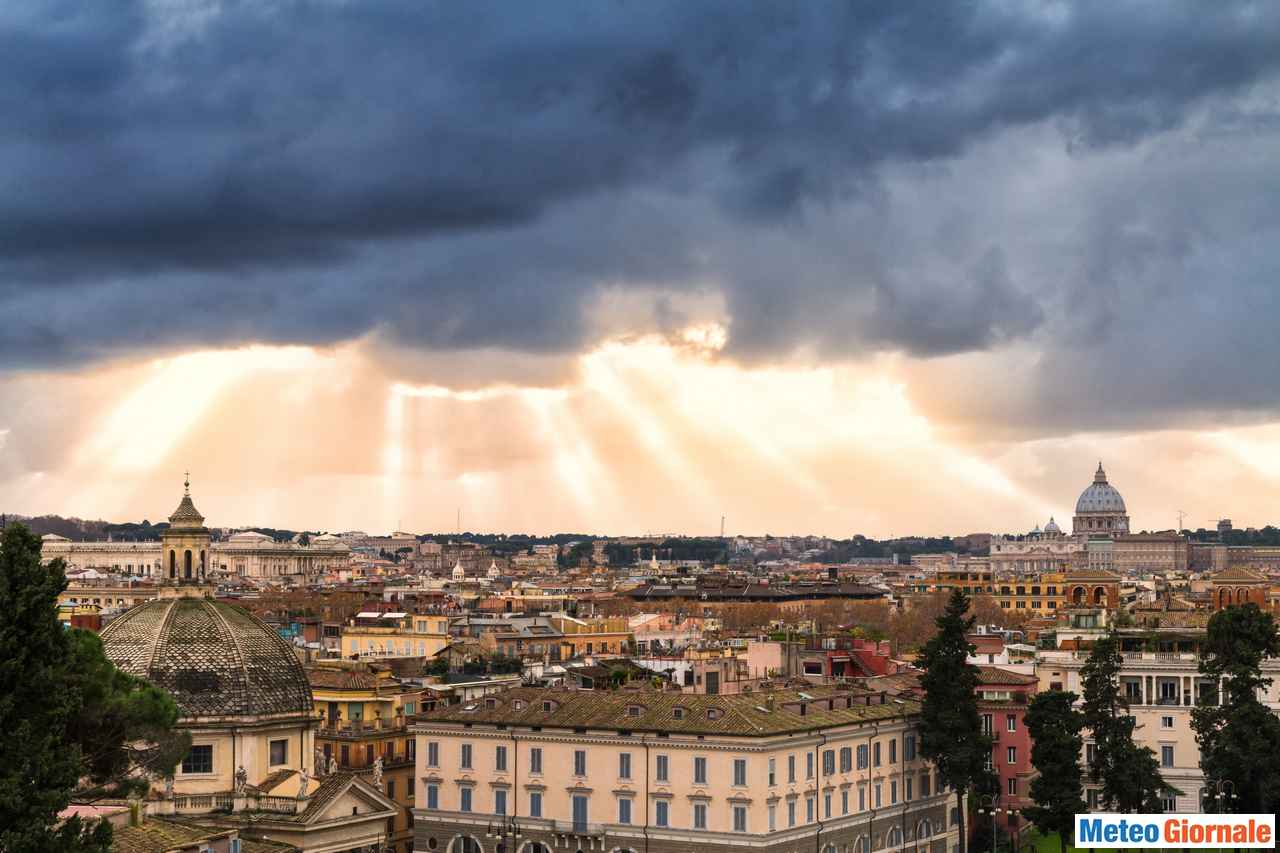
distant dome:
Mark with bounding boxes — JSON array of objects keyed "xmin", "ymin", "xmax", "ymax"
[
  {"xmin": 227, "ymin": 530, "xmax": 273, "ymax": 543},
  {"xmin": 1029, "ymin": 524, "xmax": 1042, "ymax": 536},
  {"xmin": 1076, "ymin": 463, "xmax": 1126, "ymax": 513},
  {"xmin": 100, "ymin": 597, "xmax": 312, "ymax": 719},
  {"xmin": 1044, "ymin": 517, "xmax": 1062, "ymax": 534}
]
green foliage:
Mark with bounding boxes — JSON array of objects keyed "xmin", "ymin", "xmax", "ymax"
[
  {"xmin": 1023, "ymin": 691, "xmax": 1086, "ymax": 853},
  {"xmin": 1080, "ymin": 632, "xmax": 1170, "ymax": 812},
  {"xmin": 0, "ymin": 523, "xmax": 187, "ymax": 853},
  {"xmin": 424, "ymin": 657, "xmax": 449, "ymax": 677},
  {"xmin": 1191, "ymin": 603, "xmax": 1280, "ymax": 814},
  {"xmin": 918, "ymin": 589, "xmax": 989, "ymax": 853}
]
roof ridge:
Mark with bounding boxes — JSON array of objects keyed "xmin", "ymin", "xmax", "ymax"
[{"xmin": 143, "ymin": 599, "xmax": 179, "ymax": 676}]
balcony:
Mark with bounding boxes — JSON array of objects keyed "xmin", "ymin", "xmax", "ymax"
[
  {"xmin": 552, "ymin": 820, "xmax": 605, "ymax": 836},
  {"xmin": 317, "ymin": 717, "xmax": 408, "ymax": 737}
]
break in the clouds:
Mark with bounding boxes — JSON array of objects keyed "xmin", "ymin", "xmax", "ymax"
[{"xmin": 5, "ymin": 1, "xmax": 1280, "ymax": 431}]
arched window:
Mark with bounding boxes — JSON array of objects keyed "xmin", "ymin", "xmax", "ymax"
[
  {"xmin": 823, "ymin": 845, "xmax": 837, "ymax": 853},
  {"xmin": 917, "ymin": 818, "xmax": 933, "ymax": 839},
  {"xmin": 852, "ymin": 837, "xmax": 868, "ymax": 853},
  {"xmin": 1093, "ymin": 586, "xmax": 1106, "ymax": 606},
  {"xmin": 169, "ymin": 550, "xmax": 176, "ymax": 578},
  {"xmin": 183, "ymin": 549, "xmax": 192, "ymax": 579},
  {"xmin": 1072, "ymin": 586, "xmax": 1085, "ymax": 605},
  {"xmin": 450, "ymin": 836, "xmax": 483, "ymax": 853},
  {"xmin": 887, "ymin": 825, "xmax": 903, "ymax": 846}
]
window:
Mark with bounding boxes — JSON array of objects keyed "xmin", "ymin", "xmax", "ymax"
[
  {"xmin": 806, "ymin": 796, "xmax": 815, "ymax": 823},
  {"xmin": 859, "ymin": 786, "xmax": 866, "ymax": 811},
  {"xmin": 921, "ymin": 773, "xmax": 931, "ymax": 797},
  {"xmin": 1161, "ymin": 792, "xmax": 1177, "ymax": 812},
  {"xmin": 1006, "ymin": 746, "xmax": 1016, "ymax": 765},
  {"xmin": 619, "ymin": 753, "xmax": 632, "ymax": 779},
  {"xmin": 806, "ymin": 752, "xmax": 815, "ymax": 778},
  {"xmin": 387, "ymin": 780, "xmax": 396, "ymax": 800},
  {"xmin": 428, "ymin": 741, "xmax": 439, "ymax": 767},
  {"xmin": 889, "ymin": 739, "xmax": 897, "ymax": 763},
  {"xmin": 694, "ymin": 756, "xmax": 708, "ymax": 784},
  {"xmin": 904, "ymin": 736, "xmax": 916, "ymax": 761},
  {"xmin": 529, "ymin": 747, "xmax": 542, "ymax": 774},
  {"xmin": 768, "ymin": 804, "xmax": 776, "ymax": 831},
  {"xmin": 733, "ymin": 805, "xmax": 747, "ymax": 832},
  {"xmin": 1008, "ymin": 777, "xmax": 1019, "ymax": 796},
  {"xmin": 874, "ymin": 783, "xmax": 882, "ymax": 808},
  {"xmin": 656, "ymin": 754, "xmax": 669, "ymax": 782},
  {"xmin": 572, "ymin": 795, "xmax": 589, "ymax": 832},
  {"xmin": 1086, "ymin": 742, "xmax": 1097, "ymax": 767},
  {"xmin": 460, "ymin": 788, "xmax": 472, "ymax": 812},
  {"xmin": 788, "ymin": 799, "xmax": 796, "ymax": 827},
  {"xmin": 1161, "ymin": 745, "xmax": 1174, "ymax": 768},
  {"xmin": 1088, "ymin": 789, "xmax": 1099, "ymax": 809},
  {"xmin": 461, "ymin": 744, "xmax": 472, "ymax": 769},
  {"xmin": 873, "ymin": 742, "xmax": 881, "ymax": 767},
  {"xmin": 733, "ymin": 758, "xmax": 747, "ymax": 786},
  {"xmin": 574, "ymin": 750, "xmax": 587, "ymax": 776},
  {"xmin": 1161, "ymin": 716, "xmax": 1174, "ymax": 729},
  {"xmin": 768, "ymin": 757, "xmax": 776, "ymax": 786},
  {"xmin": 891, "ymin": 779, "xmax": 898, "ymax": 804},
  {"xmin": 494, "ymin": 789, "xmax": 507, "ymax": 815},
  {"xmin": 981, "ymin": 714, "xmax": 993, "ymax": 735},
  {"xmin": 856, "ymin": 744, "xmax": 868, "ymax": 770},
  {"xmin": 181, "ymin": 745, "xmax": 213, "ymax": 775},
  {"xmin": 1007, "ymin": 714, "xmax": 1017, "ymax": 732},
  {"xmin": 427, "ymin": 784, "xmax": 440, "ymax": 809},
  {"xmin": 618, "ymin": 798, "xmax": 631, "ymax": 824},
  {"xmin": 529, "ymin": 791, "xmax": 542, "ymax": 817},
  {"xmin": 495, "ymin": 746, "xmax": 507, "ymax": 771},
  {"xmin": 906, "ymin": 777, "xmax": 913, "ymax": 802},
  {"xmin": 823, "ymin": 749, "xmax": 835, "ymax": 775},
  {"xmin": 788, "ymin": 754, "xmax": 796, "ymax": 782},
  {"xmin": 656, "ymin": 801, "xmax": 669, "ymax": 827},
  {"xmin": 824, "ymin": 793, "xmax": 831, "ymax": 818},
  {"xmin": 230, "ymin": 840, "xmax": 241, "ymax": 853},
  {"xmin": 269, "ymin": 739, "xmax": 287, "ymax": 766},
  {"xmin": 693, "ymin": 802, "xmax": 707, "ymax": 829},
  {"xmin": 840, "ymin": 746, "xmax": 852, "ymax": 772}
]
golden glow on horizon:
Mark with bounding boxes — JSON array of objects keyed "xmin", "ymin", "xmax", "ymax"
[{"xmin": 6, "ymin": 333, "xmax": 1278, "ymax": 535}]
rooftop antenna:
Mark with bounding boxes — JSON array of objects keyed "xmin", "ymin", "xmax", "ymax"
[
  {"xmin": 720, "ymin": 515, "xmax": 725, "ymax": 539},
  {"xmin": 1176, "ymin": 510, "xmax": 1187, "ymax": 531},
  {"xmin": 456, "ymin": 507, "xmax": 461, "ymax": 536}
]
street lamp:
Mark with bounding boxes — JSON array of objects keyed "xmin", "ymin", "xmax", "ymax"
[
  {"xmin": 977, "ymin": 794, "xmax": 1002, "ymax": 853},
  {"xmin": 486, "ymin": 814, "xmax": 523, "ymax": 853},
  {"xmin": 1213, "ymin": 779, "xmax": 1237, "ymax": 814}
]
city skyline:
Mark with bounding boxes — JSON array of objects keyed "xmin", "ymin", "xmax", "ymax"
[{"xmin": 6, "ymin": 3, "xmax": 1280, "ymax": 535}]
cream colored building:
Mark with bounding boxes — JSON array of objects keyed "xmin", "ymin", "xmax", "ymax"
[
  {"xmin": 41, "ymin": 523, "xmax": 350, "ymax": 583},
  {"xmin": 342, "ymin": 612, "xmax": 451, "ymax": 660},
  {"xmin": 413, "ymin": 686, "xmax": 960, "ymax": 853}
]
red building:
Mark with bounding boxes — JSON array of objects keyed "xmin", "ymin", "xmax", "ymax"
[{"xmin": 977, "ymin": 666, "xmax": 1039, "ymax": 838}]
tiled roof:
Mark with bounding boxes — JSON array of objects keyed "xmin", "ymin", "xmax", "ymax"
[
  {"xmin": 419, "ymin": 685, "xmax": 917, "ymax": 736},
  {"xmin": 100, "ymin": 598, "xmax": 313, "ymax": 718},
  {"xmin": 109, "ymin": 818, "xmax": 244, "ymax": 853},
  {"xmin": 976, "ymin": 665, "xmax": 1038, "ymax": 686},
  {"xmin": 1211, "ymin": 566, "xmax": 1268, "ymax": 582},
  {"xmin": 1064, "ymin": 569, "xmax": 1121, "ymax": 582},
  {"xmin": 306, "ymin": 667, "xmax": 380, "ymax": 691}
]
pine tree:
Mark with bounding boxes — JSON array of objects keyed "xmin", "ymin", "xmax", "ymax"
[
  {"xmin": 1023, "ymin": 690, "xmax": 1086, "ymax": 853},
  {"xmin": 919, "ymin": 589, "xmax": 989, "ymax": 853},
  {"xmin": 0, "ymin": 522, "xmax": 187, "ymax": 852},
  {"xmin": 1191, "ymin": 603, "xmax": 1280, "ymax": 814},
  {"xmin": 1080, "ymin": 631, "xmax": 1170, "ymax": 811}
]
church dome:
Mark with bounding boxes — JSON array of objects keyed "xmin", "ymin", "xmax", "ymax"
[
  {"xmin": 1044, "ymin": 517, "xmax": 1061, "ymax": 535},
  {"xmin": 1075, "ymin": 463, "xmax": 1126, "ymax": 513},
  {"xmin": 100, "ymin": 597, "xmax": 313, "ymax": 719}
]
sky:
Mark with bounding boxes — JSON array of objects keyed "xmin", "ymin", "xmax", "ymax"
[{"xmin": 4, "ymin": 1, "xmax": 1280, "ymax": 537}]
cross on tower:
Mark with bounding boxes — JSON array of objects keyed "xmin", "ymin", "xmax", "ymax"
[{"xmin": 184, "ymin": 471, "xmax": 190, "ymax": 495}]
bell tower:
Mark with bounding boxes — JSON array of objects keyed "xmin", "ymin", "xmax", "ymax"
[{"xmin": 160, "ymin": 473, "xmax": 212, "ymax": 596}]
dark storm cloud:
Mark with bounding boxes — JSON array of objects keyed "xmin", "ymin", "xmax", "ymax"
[{"xmin": 3, "ymin": 0, "xmax": 1280, "ymax": 385}]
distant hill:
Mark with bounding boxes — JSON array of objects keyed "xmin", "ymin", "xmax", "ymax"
[{"xmin": 1, "ymin": 513, "xmax": 169, "ymax": 542}]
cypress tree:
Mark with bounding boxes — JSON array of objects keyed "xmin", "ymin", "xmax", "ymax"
[{"xmin": 919, "ymin": 588, "xmax": 989, "ymax": 853}]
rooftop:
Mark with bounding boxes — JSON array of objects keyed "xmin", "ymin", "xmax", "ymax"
[{"xmin": 418, "ymin": 685, "xmax": 917, "ymax": 736}]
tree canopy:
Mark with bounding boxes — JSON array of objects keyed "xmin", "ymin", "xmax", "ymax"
[
  {"xmin": 1080, "ymin": 631, "xmax": 1170, "ymax": 812},
  {"xmin": 1191, "ymin": 603, "xmax": 1280, "ymax": 813},
  {"xmin": 1023, "ymin": 690, "xmax": 1086, "ymax": 853},
  {"xmin": 0, "ymin": 522, "xmax": 188, "ymax": 852}
]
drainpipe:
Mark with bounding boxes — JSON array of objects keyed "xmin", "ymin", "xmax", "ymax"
[
  {"xmin": 641, "ymin": 734, "xmax": 651, "ymax": 853},
  {"xmin": 814, "ymin": 731, "xmax": 828, "ymax": 853}
]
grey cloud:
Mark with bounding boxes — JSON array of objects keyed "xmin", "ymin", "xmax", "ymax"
[{"xmin": 3, "ymin": 0, "xmax": 1280, "ymax": 394}]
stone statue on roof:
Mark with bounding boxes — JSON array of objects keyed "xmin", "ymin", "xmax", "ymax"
[
  {"xmin": 328, "ymin": 755, "xmax": 338, "ymax": 775},
  {"xmin": 234, "ymin": 765, "xmax": 248, "ymax": 795},
  {"xmin": 372, "ymin": 756, "xmax": 383, "ymax": 790},
  {"xmin": 315, "ymin": 746, "xmax": 325, "ymax": 775},
  {"xmin": 297, "ymin": 767, "xmax": 310, "ymax": 800}
]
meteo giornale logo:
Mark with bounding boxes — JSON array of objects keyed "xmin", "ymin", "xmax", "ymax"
[{"xmin": 1075, "ymin": 813, "xmax": 1275, "ymax": 848}]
